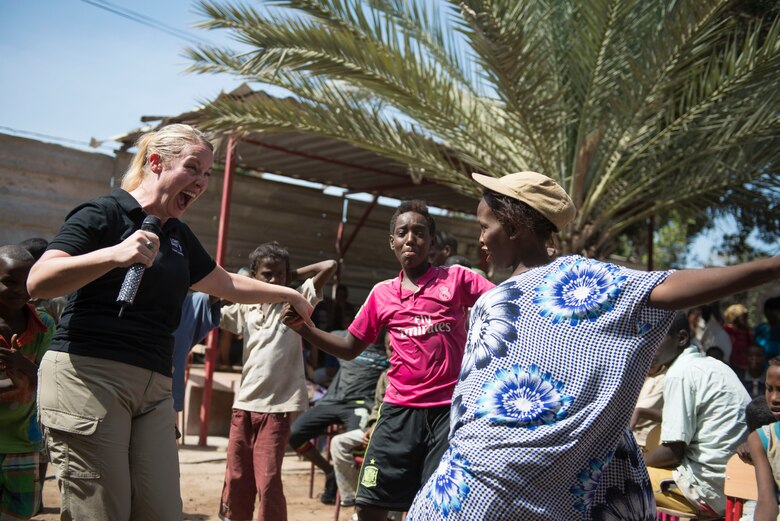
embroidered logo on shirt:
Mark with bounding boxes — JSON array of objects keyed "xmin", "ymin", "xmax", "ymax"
[
  {"xmin": 361, "ymin": 460, "xmax": 379, "ymax": 488},
  {"xmin": 170, "ymin": 237, "xmax": 184, "ymax": 256},
  {"xmin": 438, "ymin": 286, "xmax": 452, "ymax": 301}
]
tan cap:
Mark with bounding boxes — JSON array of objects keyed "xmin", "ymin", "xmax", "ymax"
[{"xmin": 472, "ymin": 171, "xmax": 576, "ymax": 231}]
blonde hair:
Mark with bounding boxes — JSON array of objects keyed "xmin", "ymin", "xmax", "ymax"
[
  {"xmin": 121, "ymin": 124, "xmax": 214, "ymax": 191},
  {"xmin": 724, "ymin": 304, "xmax": 748, "ymax": 324}
]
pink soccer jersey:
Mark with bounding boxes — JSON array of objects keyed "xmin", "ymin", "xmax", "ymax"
[{"xmin": 349, "ymin": 264, "xmax": 494, "ymax": 407}]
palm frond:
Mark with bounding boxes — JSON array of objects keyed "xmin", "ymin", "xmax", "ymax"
[
  {"xmin": 198, "ymin": 86, "xmax": 477, "ymax": 193},
  {"xmin": 188, "ymin": 0, "xmax": 780, "ymax": 258}
]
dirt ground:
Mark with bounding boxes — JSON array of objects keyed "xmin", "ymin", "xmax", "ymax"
[{"xmin": 31, "ymin": 435, "xmax": 359, "ymax": 521}]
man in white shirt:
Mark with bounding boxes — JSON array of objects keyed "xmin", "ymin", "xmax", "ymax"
[{"xmin": 644, "ymin": 312, "xmax": 751, "ymax": 516}]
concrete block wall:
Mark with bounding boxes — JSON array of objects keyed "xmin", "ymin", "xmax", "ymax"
[{"xmin": 0, "ymin": 133, "xmax": 126, "ymax": 245}]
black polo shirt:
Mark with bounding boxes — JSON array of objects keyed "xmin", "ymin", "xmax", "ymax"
[{"xmin": 48, "ymin": 189, "xmax": 216, "ymax": 376}]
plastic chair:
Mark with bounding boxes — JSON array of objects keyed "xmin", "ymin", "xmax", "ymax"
[{"xmin": 724, "ymin": 453, "xmax": 758, "ymax": 521}]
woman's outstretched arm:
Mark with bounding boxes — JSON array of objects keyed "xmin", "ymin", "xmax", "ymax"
[{"xmin": 648, "ymin": 256, "xmax": 780, "ymax": 310}]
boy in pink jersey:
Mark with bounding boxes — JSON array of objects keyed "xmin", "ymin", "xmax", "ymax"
[{"xmin": 284, "ymin": 200, "xmax": 494, "ymax": 521}]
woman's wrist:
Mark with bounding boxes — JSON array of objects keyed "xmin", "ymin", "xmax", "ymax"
[{"xmin": 280, "ymin": 286, "xmax": 303, "ymax": 304}]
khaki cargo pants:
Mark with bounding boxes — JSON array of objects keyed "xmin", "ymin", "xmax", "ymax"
[{"xmin": 38, "ymin": 351, "xmax": 182, "ymax": 521}]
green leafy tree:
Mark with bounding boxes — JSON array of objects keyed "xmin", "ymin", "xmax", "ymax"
[{"xmin": 187, "ymin": 0, "xmax": 780, "ymax": 258}]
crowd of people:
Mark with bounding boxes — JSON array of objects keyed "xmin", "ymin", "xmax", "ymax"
[
  {"xmin": 629, "ymin": 297, "xmax": 780, "ymax": 518},
  {"xmin": 1, "ymin": 123, "xmax": 779, "ymax": 521}
]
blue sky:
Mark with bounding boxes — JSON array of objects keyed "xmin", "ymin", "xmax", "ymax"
[
  {"xmin": 1, "ymin": 1, "xmax": 774, "ymax": 266},
  {"xmin": 0, "ymin": 0, "xmax": 241, "ymax": 151}
]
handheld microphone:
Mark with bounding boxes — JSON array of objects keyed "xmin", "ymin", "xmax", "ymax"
[{"xmin": 117, "ymin": 215, "xmax": 162, "ymax": 317}]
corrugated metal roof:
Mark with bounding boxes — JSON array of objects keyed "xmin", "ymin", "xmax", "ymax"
[{"xmin": 113, "ymin": 84, "xmax": 479, "ymax": 214}]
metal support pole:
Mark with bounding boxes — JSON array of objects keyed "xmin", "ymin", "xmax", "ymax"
[
  {"xmin": 332, "ymin": 194, "xmax": 379, "ymax": 298},
  {"xmin": 199, "ymin": 135, "xmax": 236, "ymax": 447},
  {"xmin": 339, "ymin": 194, "xmax": 379, "ymax": 256},
  {"xmin": 333, "ymin": 196, "xmax": 349, "ymax": 298}
]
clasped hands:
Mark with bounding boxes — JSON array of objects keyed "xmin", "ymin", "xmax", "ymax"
[{"xmin": 0, "ymin": 335, "xmax": 37, "ymax": 395}]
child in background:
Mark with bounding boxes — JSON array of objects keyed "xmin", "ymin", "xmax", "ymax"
[
  {"xmin": 428, "ymin": 231, "xmax": 458, "ymax": 267},
  {"xmin": 17, "ymin": 238, "xmax": 67, "ymax": 325},
  {"xmin": 747, "ymin": 356, "xmax": 780, "ymax": 521},
  {"xmin": 0, "ymin": 245, "xmax": 55, "ymax": 520},
  {"xmin": 735, "ymin": 395, "xmax": 774, "ymax": 464},
  {"xmin": 284, "ymin": 200, "xmax": 494, "ymax": 521},
  {"xmin": 740, "ymin": 344, "xmax": 768, "ymax": 398},
  {"xmin": 218, "ymin": 242, "xmax": 336, "ymax": 521}
]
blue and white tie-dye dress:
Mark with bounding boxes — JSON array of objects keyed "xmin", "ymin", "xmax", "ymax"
[{"xmin": 407, "ymin": 255, "xmax": 672, "ymax": 520}]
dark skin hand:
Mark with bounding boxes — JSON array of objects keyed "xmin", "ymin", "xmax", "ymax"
[
  {"xmin": 644, "ymin": 441, "xmax": 686, "ymax": 469},
  {"xmin": 630, "ymin": 407, "xmax": 662, "ymax": 429},
  {"xmin": 736, "ymin": 441, "xmax": 753, "ymax": 464},
  {"xmin": 362, "ymin": 425, "xmax": 374, "ymax": 445},
  {"xmin": 282, "ymin": 304, "xmax": 305, "ymax": 329},
  {"xmin": 0, "ymin": 335, "xmax": 38, "ymax": 395},
  {"xmin": 282, "ymin": 304, "xmax": 369, "ymax": 360}
]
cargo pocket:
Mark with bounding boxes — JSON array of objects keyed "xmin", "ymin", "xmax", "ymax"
[{"xmin": 43, "ymin": 410, "xmax": 101, "ymax": 479}]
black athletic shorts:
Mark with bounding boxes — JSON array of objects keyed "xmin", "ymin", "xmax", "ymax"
[{"xmin": 355, "ymin": 402, "xmax": 450, "ymax": 511}]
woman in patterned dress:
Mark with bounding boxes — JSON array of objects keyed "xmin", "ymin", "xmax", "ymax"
[{"xmin": 407, "ymin": 171, "xmax": 780, "ymax": 521}]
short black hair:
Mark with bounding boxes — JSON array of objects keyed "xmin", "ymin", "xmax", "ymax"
[
  {"xmin": 765, "ymin": 297, "xmax": 780, "ymax": 312},
  {"xmin": 444, "ymin": 255, "xmax": 472, "ymax": 268},
  {"xmin": 0, "ymin": 244, "xmax": 35, "ymax": 264},
  {"xmin": 746, "ymin": 396, "xmax": 776, "ymax": 432},
  {"xmin": 434, "ymin": 231, "xmax": 458, "ymax": 253},
  {"xmin": 248, "ymin": 241, "xmax": 290, "ymax": 277},
  {"xmin": 389, "ymin": 200, "xmax": 436, "ymax": 237},
  {"xmin": 667, "ymin": 310, "xmax": 690, "ymax": 338},
  {"xmin": 17, "ymin": 237, "xmax": 49, "ymax": 260},
  {"xmin": 482, "ymin": 189, "xmax": 557, "ymax": 241}
]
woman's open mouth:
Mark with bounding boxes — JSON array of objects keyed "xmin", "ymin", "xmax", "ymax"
[{"xmin": 178, "ymin": 190, "xmax": 196, "ymax": 209}]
